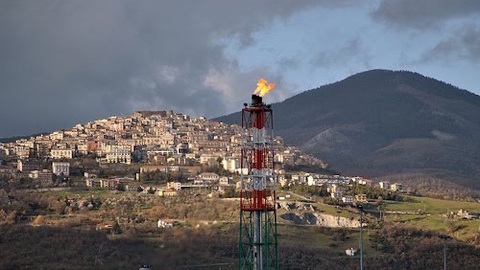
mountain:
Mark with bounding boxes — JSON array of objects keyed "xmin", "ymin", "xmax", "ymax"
[{"xmin": 216, "ymin": 70, "xmax": 480, "ymax": 189}]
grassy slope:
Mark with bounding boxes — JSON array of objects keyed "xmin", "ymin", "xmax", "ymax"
[
  {"xmin": 384, "ymin": 195, "xmax": 480, "ymax": 213},
  {"xmin": 2, "ymin": 190, "xmax": 480, "ymax": 268},
  {"xmin": 383, "ymin": 195, "xmax": 480, "ymax": 242}
]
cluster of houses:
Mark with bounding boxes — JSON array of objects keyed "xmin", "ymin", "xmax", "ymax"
[
  {"xmin": 0, "ymin": 110, "xmax": 326, "ymax": 185},
  {"xmin": 84, "ymin": 171, "xmax": 235, "ymax": 197},
  {"xmin": 0, "ymin": 111, "xmax": 405, "ymax": 202},
  {"xmin": 0, "ymin": 159, "xmax": 71, "ymax": 185},
  {"xmin": 450, "ymin": 209, "xmax": 480, "ymax": 220},
  {"xmin": 282, "ymin": 172, "xmax": 403, "ymax": 204}
]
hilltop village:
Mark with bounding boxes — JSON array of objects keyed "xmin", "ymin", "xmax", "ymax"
[{"xmin": 0, "ymin": 110, "xmax": 406, "ymax": 203}]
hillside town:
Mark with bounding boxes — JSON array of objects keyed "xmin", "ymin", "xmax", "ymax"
[{"xmin": 0, "ymin": 110, "xmax": 407, "ymax": 204}]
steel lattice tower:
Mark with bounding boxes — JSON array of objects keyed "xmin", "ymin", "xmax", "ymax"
[{"xmin": 239, "ymin": 95, "xmax": 278, "ymax": 270}]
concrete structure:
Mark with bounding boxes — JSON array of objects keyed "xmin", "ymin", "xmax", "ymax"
[
  {"xmin": 105, "ymin": 145, "xmax": 131, "ymax": 164},
  {"xmin": 52, "ymin": 162, "xmax": 70, "ymax": 176}
]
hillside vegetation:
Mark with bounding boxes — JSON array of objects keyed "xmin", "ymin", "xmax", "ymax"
[{"xmin": 1, "ymin": 188, "xmax": 480, "ymax": 268}]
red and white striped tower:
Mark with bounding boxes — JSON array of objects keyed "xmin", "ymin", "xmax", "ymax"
[{"xmin": 239, "ymin": 94, "xmax": 278, "ymax": 270}]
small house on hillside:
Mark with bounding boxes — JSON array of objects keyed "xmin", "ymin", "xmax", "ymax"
[{"xmin": 355, "ymin": 194, "xmax": 368, "ymax": 203}]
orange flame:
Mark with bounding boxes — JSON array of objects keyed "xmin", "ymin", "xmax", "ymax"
[{"xmin": 253, "ymin": 78, "xmax": 275, "ymax": 97}]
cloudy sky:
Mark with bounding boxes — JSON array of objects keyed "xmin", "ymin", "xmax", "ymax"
[{"xmin": 1, "ymin": 0, "xmax": 479, "ymax": 137}]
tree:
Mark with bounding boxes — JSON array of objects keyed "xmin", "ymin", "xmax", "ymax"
[
  {"xmin": 115, "ymin": 183, "xmax": 125, "ymax": 191},
  {"xmin": 222, "ymin": 186, "xmax": 237, "ymax": 198}
]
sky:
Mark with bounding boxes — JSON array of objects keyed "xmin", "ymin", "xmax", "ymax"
[{"xmin": 1, "ymin": 0, "xmax": 479, "ymax": 137}]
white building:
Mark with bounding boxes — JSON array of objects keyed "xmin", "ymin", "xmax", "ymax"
[
  {"xmin": 307, "ymin": 175, "xmax": 315, "ymax": 186},
  {"xmin": 390, "ymin": 183, "xmax": 403, "ymax": 192},
  {"xmin": 105, "ymin": 145, "xmax": 132, "ymax": 164},
  {"xmin": 158, "ymin": 219, "xmax": 173, "ymax": 228},
  {"xmin": 199, "ymin": 172, "xmax": 219, "ymax": 182},
  {"xmin": 222, "ymin": 158, "xmax": 238, "ymax": 173},
  {"xmin": 52, "ymin": 162, "xmax": 70, "ymax": 176},
  {"xmin": 341, "ymin": 196, "xmax": 354, "ymax": 204},
  {"xmin": 345, "ymin": 248, "xmax": 357, "ymax": 256},
  {"xmin": 50, "ymin": 131, "xmax": 64, "ymax": 141},
  {"xmin": 379, "ymin": 181, "xmax": 390, "ymax": 190}
]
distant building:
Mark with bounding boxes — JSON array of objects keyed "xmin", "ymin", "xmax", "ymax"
[
  {"xmin": 341, "ymin": 196, "xmax": 354, "ymax": 204},
  {"xmin": 77, "ymin": 143, "xmax": 88, "ymax": 155},
  {"xmin": 351, "ymin": 177, "xmax": 373, "ymax": 186},
  {"xmin": 379, "ymin": 181, "xmax": 390, "ymax": 190},
  {"xmin": 345, "ymin": 248, "xmax": 357, "ymax": 256},
  {"xmin": 105, "ymin": 145, "xmax": 131, "ymax": 164},
  {"xmin": 222, "ymin": 158, "xmax": 238, "ymax": 173},
  {"xmin": 307, "ymin": 175, "xmax": 315, "ymax": 186},
  {"xmin": 167, "ymin": 181, "xmax": 182, "ymax": 191},
  {"xmin": 157, "ymin": 189, "xmax": 178, "ymax": 197},
  {"xmin": 140, "ymin": 165, "xmax": 201, "ymax": 176},
  {"xmin": 85, "ymin": 178, "xmax": 101, "ymax": 188},
  {"xmin": 219, "ymin": 176, "xmax": 233, "ymax": 186},
  {"xmin": 157, "ymin": 219, "xmax": 173, "ymax": 228},
  {"xmin": 328, "ymin": 184, "xmax": 345, "ymax": 194},
  {"xmin": 100, "ymin": 179, "xmax": 119, "ymax": 189},
  {"xmin": 52, "ymin": 162, "xmax": 70, "ymax": 176},
  {"xmin": 456, "ymin": 209, "xmax": 479, "ymax": 220},
  {"xmin": 29, "ymin": 169, "xmax": 53, "ymax": 185},
  {"xmin": 199, "ymin": 172, "xmax": 219, "ymax": 182},
  {"xmin": 17, "ymin": 159, "xmax": 42, "ymax": 173},
  {"xmin": 355, "ymin": 194, "xmax": 368, "ymax": 203},
  {"xmin": 390, "ymin": 183, "xmax": 403, "ymax": 192}
]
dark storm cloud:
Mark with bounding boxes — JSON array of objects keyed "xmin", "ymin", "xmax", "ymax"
[
  {"xmin": 0, "ymin": 0, "xmax": 352, "ymax": 137},
  {"xmin": 421, "ymin": 24, "xmax": 480, "ymax": 63},
  {"xmin": 372, "ymin": 0, "xmax": 480, "ymax": 29}
]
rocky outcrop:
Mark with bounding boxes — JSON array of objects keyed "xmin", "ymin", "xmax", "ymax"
[
  {"xmin": 281, "ymin": 212, "xmax": 360, "ymax": 228},
  {"xmin": 279, "ymin": 202, "xmax": 361, "ymax": 228},
  {"xmin": 315, "ymin": 212, "xmax": 360, "ymax": 228}
]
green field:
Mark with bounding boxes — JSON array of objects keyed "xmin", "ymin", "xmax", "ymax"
[
  {"xmin": 384, "ymin": 195, "xmax": 480, "ymax": 214},
  {"xmin": 383, "ymin": 195, "xmax": 480, "ymax": 241},
  {"xmin": 3, "ymin": 189, "xmax": 480, "ymax": 268}
]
